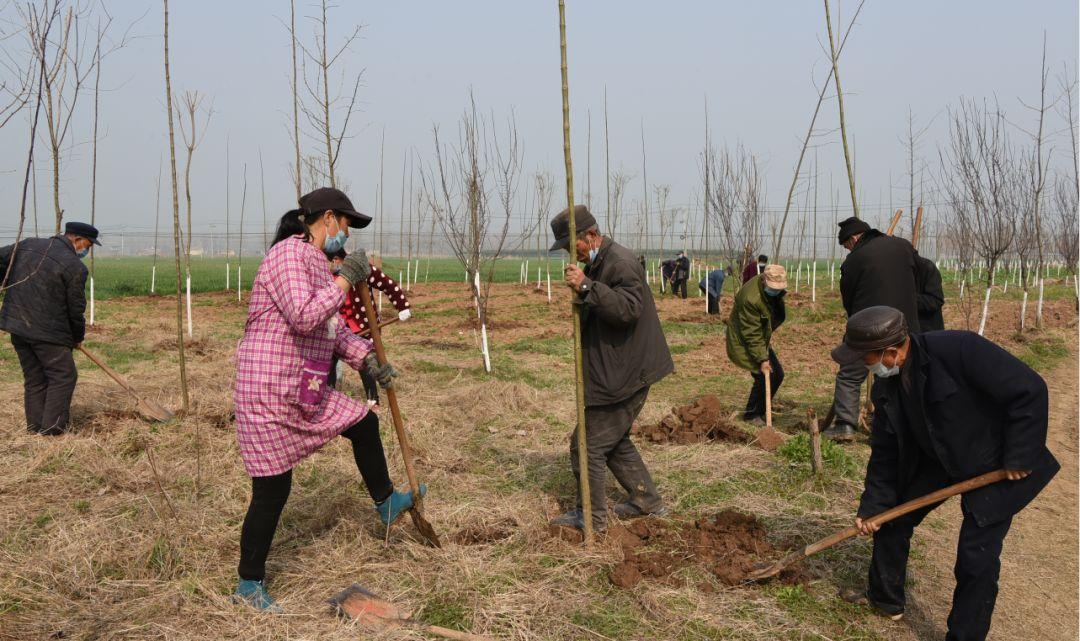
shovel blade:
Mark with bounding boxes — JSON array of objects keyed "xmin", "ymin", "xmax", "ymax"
[
  {"xmin": 136, "ymin": 397, "xmax": 174, "ymax": 423},
  {"xmin": 409, "ymin": 508, "xmax": 442, "ymax": 548},
  {"xmin": 330, "ymin": 583, "xmax": 410, "ymax": 625}
]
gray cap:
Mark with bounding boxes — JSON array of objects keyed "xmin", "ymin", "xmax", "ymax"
[
  {"xmin": 549, "ymin": 205, "xmax": 597, "ymax": 251},
  {"xmin": 831, "ymin": 306, "xmax": 909, "ymax": 365}
]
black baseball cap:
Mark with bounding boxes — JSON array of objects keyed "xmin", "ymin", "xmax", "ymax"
[
  {"xmin": 549, "ymin": 205, "xmax": 597, "ymax": 251},
  {"xmin": 299, "ymin": 187, "xmax": 372, "ymax": 229},
  {"xmin": 65, "ymin": 221, "xmax": 101, "ymax": 246}
]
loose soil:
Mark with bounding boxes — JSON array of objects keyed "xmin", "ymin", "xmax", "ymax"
[
  {"xmin": 634, "ymin": 395, "xmax": 751, "ymax": 445},
  {"xmin": 607, "ymin": 510, "xmax": 802, "ymax": 589}
]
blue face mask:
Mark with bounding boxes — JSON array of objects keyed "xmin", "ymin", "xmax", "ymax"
[
  {"xmin": 867, "ymin": 349, "xmax": 900, "ymax": 378},
  {"xmin": 587, "ymin": 248, "xmax": 599, "ymax": 263},
  {"xmin": 76, "ymin": 247, "xmax": 90, "ymax": 259},
  {"xmin": 763, "ymin": 286, "xmax": 783, "ymax": 297},
  {"xmin": 322, "ymin": 219, "xmax": 347, "ymax": 254}
]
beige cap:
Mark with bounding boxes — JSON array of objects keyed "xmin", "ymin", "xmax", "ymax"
[{"xmin": 762, "ymin": 264, "xmax": 787, "ymax": 289}]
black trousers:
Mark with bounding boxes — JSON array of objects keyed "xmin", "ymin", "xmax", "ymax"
[
  {"xmin": 570, "ymin": 386, "xmax": 662, "ymax": 529},
  {"xmin": 237, "ymin": 412, "xmax": 392, "ymax": 581},
  {"xmin": 743, "ymin": 349, "xmax": 783, "ymax": 420},
  {"xmin": 11, "ymin": 334, "xmax": 77, "ymax": 435},
  {"xmin": 868, "ymin": 461, "xmax": 1012, "ymax": 641},
  {"xmin": 672, "ymin": 278, "xmax": 688, "ymax": 298}
]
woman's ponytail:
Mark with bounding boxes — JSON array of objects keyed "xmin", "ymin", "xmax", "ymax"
[{"xmin": 271, "ymin": 209, "xmax": 310, "ymax": 247}]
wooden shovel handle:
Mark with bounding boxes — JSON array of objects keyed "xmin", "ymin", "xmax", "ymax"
[
  {"xmin": 358, "ymin": 316, "xmax": 398, "ymax": 338},
  {"xmin": 885, "ymin": 208, "xmax": 904, "ymax": 236},
  {"xmin": 763, "ymin": 369, "xmax": 772, "ymax": 429},
  {"xmin": 354, "ymin": 282, "xmax": 424, "ymax": 508},
  {"xmin": 805, "ymin": 469, "xmax": 1010, "ymax": 557},
  {"xmin": 77, "ymin": 346, "xmax": 135, "ymax": 394}
]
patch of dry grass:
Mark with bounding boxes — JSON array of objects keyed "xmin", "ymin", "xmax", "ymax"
[{"xmin": 0, "ymin": 285, "xmax": 1074, "ymax": 640}]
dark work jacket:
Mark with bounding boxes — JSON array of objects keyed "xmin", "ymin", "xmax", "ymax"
[
  {"xmin": 742, "ymin": 261, "xmax": 763, "ymax": 284},
  {"xmin": 674, "ymin": 256, "xmax": 690, "ymax": 281},
  {"xmin": 0, "ymin": 235, "xmax": 88, "ymax": 347},
  {"xmin": 840, "ymin": 229, "xmax": 921, "ymax": 332},
  {"xmin": 914, "ymin": 254, "xmax": 945, "ymax": 331},
  {"xmin": 859, "ymin": 331, "xmax": 1059, "ymax": 527},
  {"xmin": 577, "ymin": 237, "xmax": 674, "ymax": 406}
]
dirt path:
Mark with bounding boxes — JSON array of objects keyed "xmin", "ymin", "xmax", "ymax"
[{"xmin": 898, "ymin": 346, "xmax": 1079, "ymax": 640}]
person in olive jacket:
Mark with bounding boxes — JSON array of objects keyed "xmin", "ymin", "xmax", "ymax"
[
  {"xmin": 0, "ymin": 222, "xmax": 99, "ymax": 435},
  {"xmin": 831, "ymin": 306, "xmax": 1058, "ymax": 641},
  {"xmin": 726, "ymin": 264, "xmax": 787, "ymax": 422},
  {"xmin": 549, "ymin": 205, "xmax": 674, "ymax": 532}
]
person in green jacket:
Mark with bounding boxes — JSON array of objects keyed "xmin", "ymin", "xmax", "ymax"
[{"xmin": 726, "ymin": 264, "xmax": 788, "ymax": 423}]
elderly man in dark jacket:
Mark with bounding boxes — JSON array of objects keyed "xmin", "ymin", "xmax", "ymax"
[
  {"xmin": 827, "ymin": 217, "xmax": 921, "ymax": 441},
  {"xmin": 549, "ymin": 205, "xmax": 674, "ymax": 532},
  {"xmin": 0, "ymin": 222, "xmax": 99, "ymax": 435},
  {"xmin": 832, "ymin": 306, "xmax": 1058, "ymax": 641}
]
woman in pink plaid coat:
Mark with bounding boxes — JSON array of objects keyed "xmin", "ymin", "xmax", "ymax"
[{"xmin": 232, "ymin": 188, "xmax": 425, "ymax": 612}]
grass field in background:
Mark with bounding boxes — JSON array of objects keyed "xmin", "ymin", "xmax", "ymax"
[{"xmin": 80, "ymin": 254, "xmax": 1080, "ymax": 302}]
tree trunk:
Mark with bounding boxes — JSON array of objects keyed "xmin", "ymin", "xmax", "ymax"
[{"xmin": 163, "ymin": 0, "xmax": 189, "ymax": 413}]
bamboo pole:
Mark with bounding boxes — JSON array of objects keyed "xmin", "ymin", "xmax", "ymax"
[
  {"xmin": 163, "ymin": 0, "xmax": 189, "ymax": 413},
  {"xmin": 557, "ymin": 0, "xmax": 592, "ymax": 547},
  {"xmin": 823, "ymin": 0, "xmax": 859, "ymax": 219}
]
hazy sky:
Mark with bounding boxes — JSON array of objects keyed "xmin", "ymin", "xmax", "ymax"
[{"xmin": 0, "ymin": 1, "xmax": 1077, "ymax": 252}]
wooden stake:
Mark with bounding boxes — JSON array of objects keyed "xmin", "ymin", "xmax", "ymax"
[
  {"xmin": 558, "ymin": 0, "xmax": 592, "ymax": 546},
  {"xmin": 808, "ymin": 409, "xmax": 823, "ymax": 475}
]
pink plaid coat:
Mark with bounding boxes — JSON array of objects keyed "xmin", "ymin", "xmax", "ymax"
[{"xmin": 234, "ymin": 236, "xmax": 374, "ymax": 477}]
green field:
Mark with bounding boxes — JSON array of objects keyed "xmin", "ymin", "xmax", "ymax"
[{"xmin": 83, "ymin": 255, "xmax": 1079, "ymax": 303}]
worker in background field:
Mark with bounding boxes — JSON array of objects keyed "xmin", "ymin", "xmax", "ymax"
[
  {"xmin": 742, "ymin": 253, "xmax": 768, "ymax": 284},
  {"xmin": 549, "ymin": 205, "xmax": 673, "ymax": 532},
  {"xmin": 671, "ymin": 251, "xmax": 690, "ymax": 299},
  {"xmin": 827, "ymin": 217, "xmax": 921, "ymax": 442},
  {"xmin": 660, "ymin": 258, "xmax": 675, "ymax": 295},
  {"xmin": 232, "ymin": 187, "xmax": 423, "ymax": 612},
  {"xmin": 726, "ymin": 264, "xmax": 787, "ymax": 424},
  {"xmin": 0, "ymin": 222, "xmax": 99, "ymax": 435},
  {"xmin": 915, "ymin": 254, "xmax": 945, "ymax": 331},
  {"xmin": 832, "ymin": 306, "xmax": 1058, "ymax": 641},
  {"xmin": 326, "ymin": 247, "xmax": 412, "ymax": 404},
  {"xmin": 698, "ymin": 265, "xmax": 727, "ymax": 314}
]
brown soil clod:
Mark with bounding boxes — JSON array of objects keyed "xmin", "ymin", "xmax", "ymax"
[
  {"xmin": 752, "ymin": 426, "xmax": 786, "ymax": 452},
  {"xmin": 607, "ymin": 510, "xmax": 802, "ymax": 589},
  {"xmin": 634, "ymin": 395, "xmax": 752, "ymax": 445}
]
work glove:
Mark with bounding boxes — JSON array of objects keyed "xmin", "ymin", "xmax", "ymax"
[
  {"xmin": 398, "ymin": 308, "xmax": 412, "ymax": 322},
  {"xmin": 364, "ymin": 352, "xmax": 399, "ymax": 389},
  {"xmin": 338, "ymin": 249, "xmax": 371, "ymax": 288}
]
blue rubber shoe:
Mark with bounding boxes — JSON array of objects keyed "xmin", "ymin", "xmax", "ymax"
[
  {"xmin": 375, "ymin": 485, "xmax": 427, "ymax": 525},
  {"xmin": 233, "ymin": 579, "xmax": 282, "ymax": 613}
]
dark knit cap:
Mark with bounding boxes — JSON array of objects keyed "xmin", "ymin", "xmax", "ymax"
[{"xmin": 837, "ymin": 216, "xmax": 871, "ymax": 244}]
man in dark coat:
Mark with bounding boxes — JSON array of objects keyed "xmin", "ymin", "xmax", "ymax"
[
  {"xmin": 0, "ymin": 222, "xmax": 100, "ymax": 435},
  {"xmin": 831, "ymin": 306, "xmax": 1058, "ymax": 641},
  {"xmin": 671, "ymin": 251, "xmax": 690, "ymax": 299},
  {"xmin": 549, "ymin": 205, "xmax": 674, "ymax": 531},
  {"xmin": 915, "ymin": 254, "xmax": 945, "ymax": 331},
  {"xmin": 827, "ymin": 217, "xmax": 921, "ymax": 441}
]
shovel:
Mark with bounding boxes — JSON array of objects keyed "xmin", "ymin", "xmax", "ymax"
[
  {"xmin": 355, "ymin": 279, "xmax": 441, "ymax": 547},
  {"xmin": 330, "ymin": 583, "xmax": 494, "ymax": 641},
  {"xmin": 746, "ymin": 469, "xmax": 1010, "ymax": 581},
  {"xmin": 78, "ymin": 345, "xmax": 174, "ymax": 422},
  {"xmin": 764, "ymin": 369, "xmax": 773, "ymax": 429}
]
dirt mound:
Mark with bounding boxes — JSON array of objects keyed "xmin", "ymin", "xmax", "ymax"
[
  {"xmin": 452, "ymin": 518, "xmax": 517, "ymax": 545},
  {"xmin": 634, "ymin": 395, "xmax": 751, "ymax": 445},
  {"xmin": 752, "ymin": 426, "xmax": 785, "ymax": 451},
  {"xmin": 608, "ymin": 511, "xmax": 797, "ymax": 588}
]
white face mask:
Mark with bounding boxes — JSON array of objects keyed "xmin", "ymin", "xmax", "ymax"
[
  {"xmin": 587, "ymin": 247, "xmax": 599, "ymax": 263},
  {"xmin": 867, "ymin": 349, "xmax": 900, "ymax": 378}
]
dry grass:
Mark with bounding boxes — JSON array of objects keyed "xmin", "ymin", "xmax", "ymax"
[{"xmin": 0, "ymin": 283, "xmax": 1075, "ymax": 640}]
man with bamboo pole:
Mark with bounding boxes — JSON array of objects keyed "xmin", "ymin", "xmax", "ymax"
[{"xmin": 549, "ymin": 206, "xmax": 673, "ymax": 532}]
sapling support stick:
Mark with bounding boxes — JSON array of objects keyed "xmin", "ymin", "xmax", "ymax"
[
  {"xmin": 978, "ymin": 287, "xmax": 992, "ymax": 336},
  {"xmin": 556, "ymin": 0, "xmax": 593, "ymax": 547}
]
